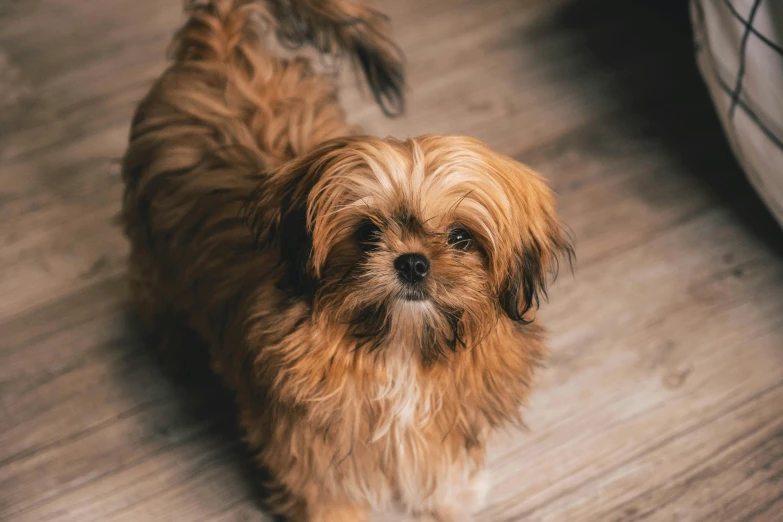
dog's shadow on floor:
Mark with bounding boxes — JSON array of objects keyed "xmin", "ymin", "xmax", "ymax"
[
  {"xmin": 549, "ymin": 0, "xmax": 783, "ymax": 255},
  {"xmin": 119, "ymin": 311, "xmax": 281, "ymax": 521}
]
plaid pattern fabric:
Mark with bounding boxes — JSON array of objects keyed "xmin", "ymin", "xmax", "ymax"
[{"xmin": 691, "ymin": 0, "xmax": 783, "ymax": 227}]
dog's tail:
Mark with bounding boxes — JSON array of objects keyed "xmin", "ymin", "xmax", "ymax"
[
  {"xmin": 172, "ymin": 0, "xmax": 405, "ymax": 117},
  {"xmin": 270, "ymin": 0, "xmax": 405, "ymax": 116}
]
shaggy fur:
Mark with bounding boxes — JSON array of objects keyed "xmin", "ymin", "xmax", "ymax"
[{"xmin": 121, "ymin": 1, "xmax": 573, "ymax": 520}]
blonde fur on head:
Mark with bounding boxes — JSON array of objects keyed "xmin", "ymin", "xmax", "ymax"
[{"xmin": 121, "ymin": 1, "xmax": 572, "ymax": 521}]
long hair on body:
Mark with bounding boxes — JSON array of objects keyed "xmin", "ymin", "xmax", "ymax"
[{"xmin": 121, "ymin": 1, "xmax": 572, "ymax": 520}]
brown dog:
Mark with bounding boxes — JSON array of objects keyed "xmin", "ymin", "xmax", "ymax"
[{"xmin": 121, "ymin": 1, "xmax": 572, "ymax": 520}]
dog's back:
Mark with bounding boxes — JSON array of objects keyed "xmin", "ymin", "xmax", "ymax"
[
  {"xmin": 124, "ymin": 0, "xmax": 403, "ymax": 182},
  {"xmin": 121, "ymin": 0, "xmax": 403, "ymax": 344}
]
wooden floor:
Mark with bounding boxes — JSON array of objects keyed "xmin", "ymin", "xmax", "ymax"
[{"xmin": 2, "ymin": 0, "xmax": 783, "ymax": 520}]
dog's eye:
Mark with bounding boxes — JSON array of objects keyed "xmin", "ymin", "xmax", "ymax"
[
  {"xmin": 448, "ymin": 227, "xmax": 473, "ymax": 250},
  {"xmin": 355, "ymin": 221, "xmax": 382, "ymax": 251}
]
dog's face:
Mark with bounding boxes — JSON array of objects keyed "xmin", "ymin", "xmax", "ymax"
[{"xmin": 246, "ymin": 135, "xmax": 572, "ymax": 362}]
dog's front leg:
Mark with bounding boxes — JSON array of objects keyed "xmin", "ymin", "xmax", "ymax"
[{"xmin": 417, "ymin": 468, "xmax": 491, "ymax": 522}]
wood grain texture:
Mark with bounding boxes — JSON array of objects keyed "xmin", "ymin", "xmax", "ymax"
[{"xmin": 2, "ymin": 0, "xmax": 783, "ymax": 521}]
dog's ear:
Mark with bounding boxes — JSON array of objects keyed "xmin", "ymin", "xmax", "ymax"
[
  {"xmin": 243, "ymin": 137, "xmax": 359, "ymax": 294},
  {"xmin": 459, "ymin": 144, "xmax": 574, "ymax": 324},
  {"xmin": 500, "ymin": 219, "xmax": 573, "ymax": 323}
]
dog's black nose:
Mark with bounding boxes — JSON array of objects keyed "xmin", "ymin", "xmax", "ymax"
[{"xmin": 394, "ymin": 253, "xmax": 430, "ymax": 284}]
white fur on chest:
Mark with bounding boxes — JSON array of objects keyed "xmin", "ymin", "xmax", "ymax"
[
  {"xmin": 357, "ymin": 321, "xmax": 485, "ymax": 514},
  {"xmin": 370, "ymin": 344, "xmax": 431, "ymax": 441}
]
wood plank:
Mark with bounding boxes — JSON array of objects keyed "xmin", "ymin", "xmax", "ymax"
[
  {"xmin": 602, "ymin": 385, "xmax": 783, "ymax": 521},
  {"xmin": 485, "ymin": 329, "xmax": 783, "ymax": 521}
]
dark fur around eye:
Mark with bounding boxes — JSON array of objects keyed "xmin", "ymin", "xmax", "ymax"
[
  {"xmin": 447, "ymin": 227, "xmax": 473, "ymax": 250},
  {"xmin": 355, "ymin": 221, "xmax": 382, "ymax": 251}
]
